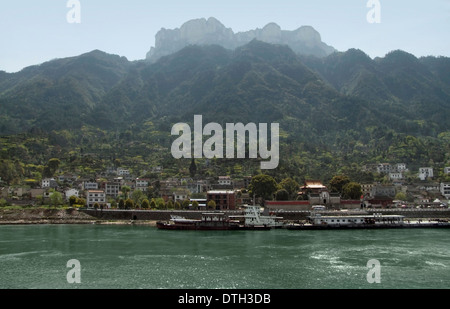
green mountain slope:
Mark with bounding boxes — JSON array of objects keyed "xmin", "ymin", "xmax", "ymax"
[{"xmin": 0, "ymin": 41, "xmax": 449, "ymax": 183}]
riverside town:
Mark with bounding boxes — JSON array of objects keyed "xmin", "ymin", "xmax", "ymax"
[{"xmin": 1, "ymin": 161, "xmax": 449, "ymax": 229}]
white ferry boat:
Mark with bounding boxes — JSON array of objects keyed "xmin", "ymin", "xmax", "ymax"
[
  {"xmin": 230, "ymin": 205, "xmax": 284, "ymax": 229},
  {"xmin": 286, "ymin": 213, "xmax": 450, "ymax": 230}
]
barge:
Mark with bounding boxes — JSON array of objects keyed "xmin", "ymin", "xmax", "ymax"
[
  {"xmin": 286, "ymin": 213, "xmax": 450, "ymax": 230},
  {"xmin": 156, "ymin": 213, "xmax": 240, "ymax": 230},
  {"xmin": 156, "ymin": 205, "xmax": 284, "ymax": 231}
]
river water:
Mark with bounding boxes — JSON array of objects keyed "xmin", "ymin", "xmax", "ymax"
[{"xmin": 0, "ymin": 225, "xmax": 449, "ymax": 289}]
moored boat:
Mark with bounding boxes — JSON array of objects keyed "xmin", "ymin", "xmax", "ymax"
[
  {"xmin": 156, "ymin": 206, "xmax": 284, "ymax": 231},
  {"xmin": 241, "ymin": 205, "xmax": 284, "ymax": 229},
  {"xmin": 156, "ymin": 213, "xmax": 241, "ymax": 230},
  {"xmin": 286, "ymin": 213, "xmax": 450, "ymax": 230}
]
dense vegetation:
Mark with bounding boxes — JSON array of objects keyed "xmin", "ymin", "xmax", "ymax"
[{"xmin": 0, "ymin": 41, "xmax": 449, "ymax": 187}]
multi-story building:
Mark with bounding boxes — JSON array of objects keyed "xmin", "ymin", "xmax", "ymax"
[
  {"xmin": 441, "ymin": 183, "xmax": 450, "ymax": 199},
  {"xmin": 371, "ymin": 185, "xmax": 396, "ymax": 198},
  {"xmin": 396, "ymin": 163, "xmax": 407, "ymax": 172},
  {"xmin": 83, "ymin": 181, "xmax": 98, "ymax": 190},
  {"xmin": 117, "ymin": 168, "xmax": 130, "ymax": 176},
  {"xmin": 361, "ymin": 183, "xmax": 375, "ymax": 198},
  {"xmin": 419, "ymin": 167, "xmax": 434, "ymax": 181},
  {"xmin": 207, "ymin": 190, "xmax": 236, "ymax": 210},
  {"xmin": 218, "ymin": 176, "xmax": 232, "ymax": 186},
  {"xmin": 389, "ymin": 172, "xmax": 403, "ymax": 181},
  {"xmin": 135, "ymin": 178, "xmax": 149, "ymax": 192},
  {"xmin": 42, "ymin": 178, "xmax": 57, "ymax": 188},
  {"xmin": 105, "ymin": 183, "xmax": 120, "ymax": 198},
  {"xmin": 377, "ymin": 163, "xmax": 392, "ymax": 174},
  {"xmin": 86, "ymin": 190, "xmax": 106, "ymax": 208}
]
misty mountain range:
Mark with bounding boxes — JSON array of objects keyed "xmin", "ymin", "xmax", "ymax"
[{"xmin": 0, "ymin": 18, "xmax": 449, "ymax": 161}]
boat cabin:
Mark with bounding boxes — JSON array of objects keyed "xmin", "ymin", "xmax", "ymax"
[{"xmin": 308, "ymin": 213, "xmax": 405, "ymax": 226}]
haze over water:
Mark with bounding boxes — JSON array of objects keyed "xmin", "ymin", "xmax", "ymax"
[{"xmin": 0, "ymin": 225, "xmax": 449, "ymax": 289}]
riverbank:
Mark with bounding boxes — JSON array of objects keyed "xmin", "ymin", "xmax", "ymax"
[
  {"xmin": 1, "ymin": 207, "xmax": 449, "ymax": 227},
  {"xmin": 0, "ymin": 208, "xmax": 158, "ymax": 226}
]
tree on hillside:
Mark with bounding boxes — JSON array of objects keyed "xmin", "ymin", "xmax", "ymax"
[
  {"xmin": 49, "ymin": 191, "xmax": 63, "ymax": 207},
  {"xmin": 141, "ymin": 199, "xmax": 150, "ymax": 209},
  {"xmin": 329, "ymin": 175, "xmax": 351, "ymax": 194},
  {"xmin": 279, "ymin": 178, "xmax": 300, "ymax": 199},
  {"xmin": 207, "ymin": 200, "xmax": 216, "ymax": 210},
  {"xmin": 121, "ymin": 186, "xmax": 131, "ymax": 198},
  {"xmin": 69, "ymin": 195, "xmax": 77, "ymax": 206},
  {"xmin": 249, "ymin": 174, "xmax": 278, "ymax": 200},
  {"xmin": 182, "ymin": 199, "xmax": 190, "ymax": 209},
  {"xmin": 394, "ymin": 192, "xmax": 407, "ymax": 201},
  {"xmin": 76, "ymin": 198, "xmax": 86, "ymax": 207},
  {"xmin": 131, "ymin": 190, "xmax": 145, "ymax": 206},
  {"xmin": 125, "ymin": 198, "xmax": 134, "ymax": 209},
  {"xmin": 189, "ymin": 158, "xmax": 197, "ymax": 178},
  {"xmin": 342, "ymin": 182, "xmax": 362, "ymax": 200},
  {"xmin": 275, "ymin": 189, "xmax": 289, "ymax": 201},
  {"xmin": 48, "ymin": 158, "xmax": 60, "ymax": 172}
]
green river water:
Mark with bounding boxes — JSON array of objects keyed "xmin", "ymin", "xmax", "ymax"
[{"xmin": 0, "ymin": 224, "xmax": 449, "ymax": 289}]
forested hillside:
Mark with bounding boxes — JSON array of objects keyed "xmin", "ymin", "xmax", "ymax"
[{"xmin": 1, "ymin": 41, "xmax": 449, "ymax": 185}]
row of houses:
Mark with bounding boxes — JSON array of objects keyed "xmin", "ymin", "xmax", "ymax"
[
  {"xmin": 17, "ymin": 171, "xmax": 252, "ymax": 209},
  {"xmin": 285, "ymin": 180, "xmax": 450, "ymax": 210},
  {"xmin": 363, "ymin": 163, "xmax": 450, "ymax": 181},
  {"xmin": 81, "ymin": 189, "xmax": 238, "ymax": 209}
]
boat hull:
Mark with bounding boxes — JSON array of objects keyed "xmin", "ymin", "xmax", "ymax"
[
  {"xmin": 156, "ymin": 221, "xmax": 241, "ymax": 231},
  {"xmin": 286, "ymin": 222, "xmax": 450, "ymax": 230}
]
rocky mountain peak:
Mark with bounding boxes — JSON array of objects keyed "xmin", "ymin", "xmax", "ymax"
[{"xmin": 146, "ymin": 17, "xmax": 336, "ymax": 62}]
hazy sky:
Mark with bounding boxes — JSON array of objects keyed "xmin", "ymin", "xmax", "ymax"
[{"xmin": 1, "ymin": 0, "xmax": 449, "ymax": 72}]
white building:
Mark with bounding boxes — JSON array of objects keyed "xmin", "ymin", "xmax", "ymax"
[
  {"xmin": 117, "ymin": 168, "xmax": 130, "ymax": 176},
  {"xmin": 444, "ymin": 167, "xmax": 450, "ymax": 175},
  {"xmin": 86, "ymin": 190, "xmax": 106, "ymax": 208},
  {"xmin": 42, "ymin": 178, "xmax": 57, "ymax": 188},
  {"xmin": 218, "ymin": 176, "xmax": 232, "ymax": 186},
  {"xmin": 418, "ymin": 168, "xmax": 434, "ymax": 181},
  {"xmin": 377, "ymin": 163, "xmax": 392, "ymax": 174},
  {"xmin": 389, "ymin": 172, "xmax": 403, "ymax": 180},
  {"xmin": 83, "ymin": 181, "xmax": 98, "ymax": 190},
  {"xmin": 396, "ymin": 163, "xmax": 407, "ymax": 172},
  {"xmin": 173, "ymin": 190, "xmax": 189, "ymax": 202},
  {"xmin": 135, "ymin": 178, "xmax": 149, "ymax": 192},
  {"xmin": 441, "ymin": 183, "xmax": 450, "ymax": 199},
  {"xmin": 65, "ymin": 188, "xmax": 79, "ymax": 200}
]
